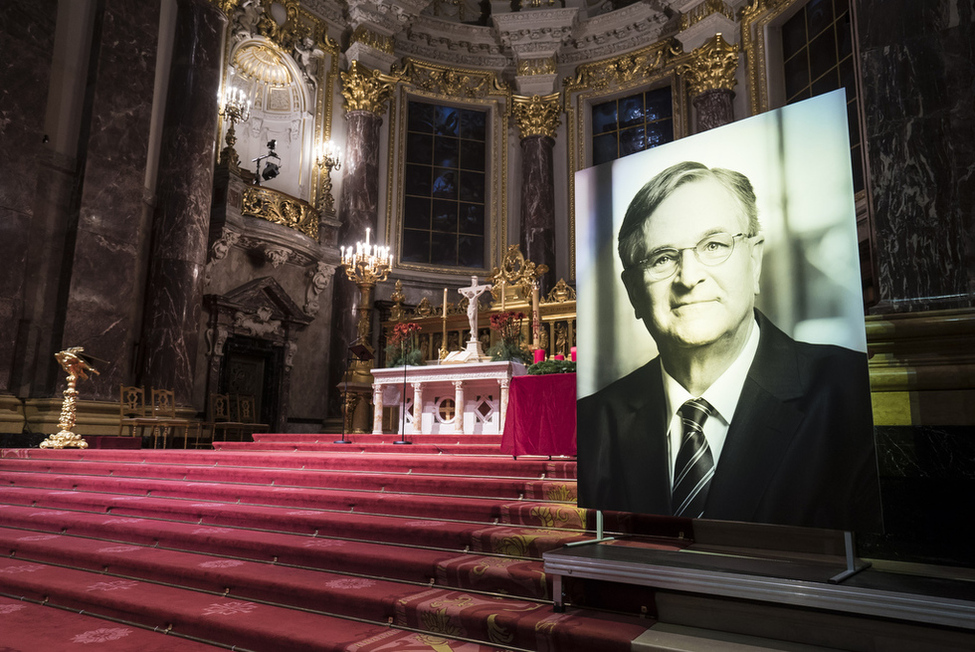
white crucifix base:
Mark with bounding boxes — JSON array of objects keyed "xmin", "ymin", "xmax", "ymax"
[{"xmin": 442, "ymin": 339, "xmax": 489, "ymax": 364}]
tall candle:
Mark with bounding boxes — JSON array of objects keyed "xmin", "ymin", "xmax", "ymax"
[
  {"xmin": 531, "ymin": 283, "xmax": 540, "ymax": 349},
  {"xmin": 442, "ymin": 288, "xmax": 448, "ymax": 318}
]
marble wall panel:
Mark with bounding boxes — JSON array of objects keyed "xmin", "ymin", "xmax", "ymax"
[
  {"xmin": 0, "ymin": 1, "xmax": 57, "ymax": 393},
  {"xmin": 142, "ymin": 0, "xmax": 224, "ymax": 404},
  {"xmin": 857, "ymin": 0, "xmax": 974, "ymax": 310},
  {"xmin": 60, "ymin": 0, "xmax": 159, "ymax": 400},
  {"xmin": 520, "ymin": 135, "xmax": 556, "ymax": 294}
]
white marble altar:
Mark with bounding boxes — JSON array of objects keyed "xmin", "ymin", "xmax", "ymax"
[{"xmin": 371, "ymin": 361, "xmax": 526, "ymax": 435}]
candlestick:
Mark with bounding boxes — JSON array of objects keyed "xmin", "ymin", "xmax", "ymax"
[
  {"xmin": 442, "ymin": 288, "xmax": 448, "ymax": 318},
  {"xmin": 531, "ymin": 282, "xmax": 540, "ymax": 349}
]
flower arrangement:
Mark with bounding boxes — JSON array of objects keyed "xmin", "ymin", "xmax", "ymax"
[
  {"xmin": 386, "ymin": 322, "xmax": 424, "ymax": 367},
  {"xmin": 488, "ymin": 311, "xmax": 529, "ymax": 363}
]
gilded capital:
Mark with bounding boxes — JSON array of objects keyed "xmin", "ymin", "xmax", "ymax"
[
  {"xmin": 678, "ymin": 33, "xmax": 740, "ymax": 96},
  {"xmin": 341, "ymin": 60, "xmax": 398, "ymax": 116},
  {"xmin": 512, "ymin": 93, "xmax": 562, "ymax": 140}
]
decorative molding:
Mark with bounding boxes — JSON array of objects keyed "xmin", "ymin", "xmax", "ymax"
[
  {"xmin": 351, "ymin": 25, "xmax": 394, "ymax": 54},
  {"xmin": 741, "ymin": 0, "xmax": 792, "ymax": 116},
  {"xmin": 677, "ymin": 32, "xmax": 740, "ymax": 96},
  {"xmin": 263, "ymin": 245, "xmax": 293, "ymax": 268},
  {"xmin": 395, "ymin": 58, "xmax": 509, "ymax": 99},
  {"xmin": 304, "ymin": 261, "xmax": 335, "ymax": 316},
  {"xmin": 559, "ymin": 5, "xmax": 675, "ymax": 65},
  {"xmin": 241, "ymin": 185, "xmax": 319, "ymax": 239},
  {"xmin": 563, "ymin": 38, "xmax": 682, "ymax": 93},
  {"xmin": 517, "ymin": 57, "xmax": 557, "ymax": 76},
  {"xmin": 340, "ymin": 60, "xmax": 400, "ymax": 116},
  {"xmin": 512, "ymin": 93, "xmax": 562, "ymax": 140},
  {"xmin": 680, "ymin": 0, "xmax": 736, "ymax": 31}
]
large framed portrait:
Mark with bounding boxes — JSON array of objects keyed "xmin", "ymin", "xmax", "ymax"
[{"xmin": 576, "ymin": 90, "xmax": 882, "ymax": 532}]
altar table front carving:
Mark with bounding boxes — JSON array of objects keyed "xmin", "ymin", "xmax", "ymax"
[{"xmin": 371, "ymin": 361, "xmax": 526, "ymax": 435}]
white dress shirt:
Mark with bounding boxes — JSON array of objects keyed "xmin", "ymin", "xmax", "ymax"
[{"xmin": 662, "ymin": 318, "xmax": 762, "ymax": 489}]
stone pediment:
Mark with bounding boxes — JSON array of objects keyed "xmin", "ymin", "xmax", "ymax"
[{"xmin": 212, "ymin": 277, "xmax": 312, "ymax": 330}]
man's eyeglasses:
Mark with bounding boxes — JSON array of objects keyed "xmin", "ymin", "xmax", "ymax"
[{"xmin": 624, "ymin": 232, "xmax": 751, "ymax": 282}]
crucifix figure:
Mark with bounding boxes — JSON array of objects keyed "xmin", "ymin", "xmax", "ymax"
[{"xmin": 458, "ymin": 275, "xmax": 492, "ymax": 343}]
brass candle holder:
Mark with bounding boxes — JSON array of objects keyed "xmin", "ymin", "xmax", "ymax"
[{"xmin": 40, "ymin": 347, "xmax": 99, "ymax": 449}]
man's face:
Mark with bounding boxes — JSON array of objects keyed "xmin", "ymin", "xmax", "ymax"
[{"xmin": 621, "ymin": 179, "xmax": 764, "ymax": 353}]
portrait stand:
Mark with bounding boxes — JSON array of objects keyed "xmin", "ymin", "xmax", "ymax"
[
  {"xmin": 336, "ymin": 344, "xmax": 373, "ymax": 444},
  {"xmin": 829, "ymin": 530, "xmax": 871, "ymax": 583},
  {"xmin": 393, "ymin": 361, "xmax": 411, "ymax": 445}
]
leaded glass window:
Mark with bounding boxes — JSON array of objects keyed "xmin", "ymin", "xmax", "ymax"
[
  {"xmin": 781, "ymin": 0, "xmax": 863, "ymax": 191},
  {"xmin": 402, "ymin": 101, "xmax": 487, "ymax": 268},
  {"xmin": 591, "ymin": 87, "xmax": 674, "ymax": 166}
]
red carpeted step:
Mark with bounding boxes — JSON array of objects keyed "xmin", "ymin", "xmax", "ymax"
[
  {"xmin": 0, "ymin": 457, "xmax": 570, "ymax": 500},
  {"xmin": 253, "ymin": 432, "xmax": 506, "ymax": 447},
  {"xmin": 0, "ymin": 595, "xmax": 221, "ymax": 651},
  {"xmin": 0, "ymin": 556, "xmax": 483, "ymax": 651},
  {"xmin": 1, "ymin": 533, "xmax": 650, "ymax": 651},
  {"xmin": 0, "ymin": 487, "xmax": 588, "ymax": 555},
  {"xmin": 3, "ymin": 447, "xmax": 577, "ymax": 479},
  {"xmin": 214, "ymin": 441, "xmax": 510, "ymax": 455}
]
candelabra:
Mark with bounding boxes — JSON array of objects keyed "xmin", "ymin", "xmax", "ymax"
[
  {"xmin": 316, "ymin": 140, "xmax": 342, "ymax": 216},
  {"xmin": 218, "ymin": 83, "xmax": 251, "ymax": 172},
  {"xmin": 339, "ymin": 227, "xmax": 392, "ymax": 433}
]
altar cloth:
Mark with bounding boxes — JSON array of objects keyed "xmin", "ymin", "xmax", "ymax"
[{"xmin": 500, "ymin": 373, "xmax": 577, "ymax": 457}]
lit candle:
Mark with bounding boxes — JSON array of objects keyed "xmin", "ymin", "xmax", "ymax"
[
  {"xmin": 443, "ymin": 288, "xmax": 448, "ymax": 318},
  {"xmin": 365, "ymin": 227, "xmax": 371, "ymax": 247}
]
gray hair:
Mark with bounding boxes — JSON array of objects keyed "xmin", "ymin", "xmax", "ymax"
[{"xmin": 618, "ymin": 161, "xmax": 760, "ymax": 266}]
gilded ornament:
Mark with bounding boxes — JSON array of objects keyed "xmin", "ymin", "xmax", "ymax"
[
  {"xmin": 340, "ymin": 60, "xmax": 398, "ymax": 116},
  {"xmin": 680, "ymin": 0, "xmax": 737, "ymax": 31},
  {"xmin": 545, "ymin": 278, "xmax": 576, "ymax": 303},
  {"xmin": 350, "ymin": 25, "xmax": 394, "ymax": 54},
  {"xmin": 512, "ymin": 92, "xmax": 562, "ymax": 140},
  {"xmin": 40, "ymin": 347, "xmax": 100, "ymax": 450},
  {"xmin": 491, "ymin": 244, "xmax": 549, "ymax": 302},
  {"xmin": 517, "ymin": 57, "xmax": 557, "ymax": 77},
  {"xmin": 677, "ymin": 33, "xmax": 740, "ymax": 96},
  {"xmin": 395, "ymin": 59, "xmax": 507, "ymax": 99},
  {"xmin": 241, "ymin": 186, "xmax": 319, "ymax": 239},
  {"xmin": 565, "ymin": 41, "xmax": 675, "ymax": 93}
]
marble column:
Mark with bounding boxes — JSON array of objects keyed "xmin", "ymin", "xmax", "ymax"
[
  {"xmin": 412, "ymin": 382, "xmax": 424, "ymax": 434},
  {"xmin": 520, "ymin": 135, "xmax": 557, "ymax": 294},
  {"xmin": 513, "ymin": 93, "xmax": 561, "ymax": 295},
  {"xmin": 2, "ymin": 0, "xmax": 59, "ymax": 398},
  {"xmin": 677, "ymin": 34, "xmax": 739, "ymax": 135},
  {"xmin": 453, "ymin": 380, "xmax": 465, "ymax": 434},
  {"xmin": 857, "ymin": 0, "xmax": 973, "ymax": 310},
  {"xmin": 328, "ymin": 60, "xmax": 396, "ymax": 419},
  {"xmin": 140, "ymin": 0, "xmax": 225, "ymax": 403},
  {"xmin": 56, "ymin": 0, "xmax": 161, "ymax": 401},
  {"xmin": 372, "ymin": 385, "xmax": 384, "ymax": 434}
]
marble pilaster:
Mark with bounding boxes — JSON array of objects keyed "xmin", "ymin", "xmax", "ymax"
[
  {"xmin": 58, "ymin": 0, "xmax": 160, "ymax": 401},
  {"xmin": 520, "ymin": 135, "xmax": 557, "ymax": 294},
  {"xmin": 857, "ymin": 0, "xmax": 974, "ymax": 311},
  {"xmin": 692, "ymin": 88, "xmax": 734, "ymax": 132},
  {"xmin": 141, "ymin": 0, "xmax": 225, "ymax": 403},
  {"xmin": 0, "ymin": 0, "xmax": 58, "ymax": 396}
]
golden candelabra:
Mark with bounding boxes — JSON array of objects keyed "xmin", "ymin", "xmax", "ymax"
[
  {"xmin": 340, "ymin": 228, "xmax": 392, "ymax": 433},
  {"xmin": 40, "ymin": 347, "xmax": 100, "ymax": 449},
  {"xmin": 316, "ymin": 140, "xmax": 342, "ymax": 216},
  {"xmin": 218, "ymin": 82, "xmax": 251, "ymax": 172}
]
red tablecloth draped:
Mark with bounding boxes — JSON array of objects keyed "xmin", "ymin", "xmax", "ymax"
[{"xmin": 500, "ymin": 373, "xmax": 577, "ymax": 457}]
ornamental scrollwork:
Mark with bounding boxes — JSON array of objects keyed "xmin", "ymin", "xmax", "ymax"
[
  {"xmin": 512, "ymin": 93, "xmax": 562, "ymax": 140},
  {"xmin": 340, "ymin": 60, "xmax": 399, "ymax": 116},
  {"xmin": 677, "ymin": 33, "xmax": 740, "ymax": 96},
  {"xmin": 241, "ymin": 186, "xmax": 319, "ymax": 239},
  {"xmin": 395, "ymin": 59, "xmax": 508, "ymax": 99},
  {"xmin": 564, "ymin": 39, "xmax": 679, "ymax": 94}
]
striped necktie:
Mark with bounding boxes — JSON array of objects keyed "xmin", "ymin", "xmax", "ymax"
[{"xmin": 672, "ymin": 398, "xmax": 715, "ymax": 518}]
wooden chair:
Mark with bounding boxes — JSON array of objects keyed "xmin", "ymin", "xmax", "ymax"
[
  {"xmin": 146, "ymin": 388, "xmax": 194, "ymax": 449},
  {"xmin": 206, "ymin": 393, "xmax": 246, "ymax": 443},
  {"xmin": 118, "ymin": 385, "xmax": 150, "ymax": 438},
  {"xmin": 235, "ymin": 394, "xmax": 269, "ymax": 441}
]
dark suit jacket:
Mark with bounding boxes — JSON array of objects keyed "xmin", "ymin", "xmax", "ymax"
[{"xmin": 577, "ymin": 311, "xmax": 882, "ymax": 532}]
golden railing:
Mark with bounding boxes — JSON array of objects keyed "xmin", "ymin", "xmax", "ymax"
[{"xmin": 241, "ymin": 185, "xmax": 319, "ymax": 240}]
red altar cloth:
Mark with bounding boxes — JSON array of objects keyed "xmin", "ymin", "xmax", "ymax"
[{"xmin": 500, "ymin": 373, "xmax": 577, "ymax": 457}]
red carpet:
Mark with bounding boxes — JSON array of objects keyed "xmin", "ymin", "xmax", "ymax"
[{"xmin": 0, "ymin": 433, "xmax": 678, "ymax": 650}]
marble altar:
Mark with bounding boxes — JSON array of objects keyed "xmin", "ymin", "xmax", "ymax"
[{"xmin": 371, "ymin": 361, "xmax": 526, "ymax": 435}]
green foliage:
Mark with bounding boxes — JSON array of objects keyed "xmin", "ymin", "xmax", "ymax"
[{"xmin": 527, "ymin": 359, "xmax": 576, "ymax": 375}]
